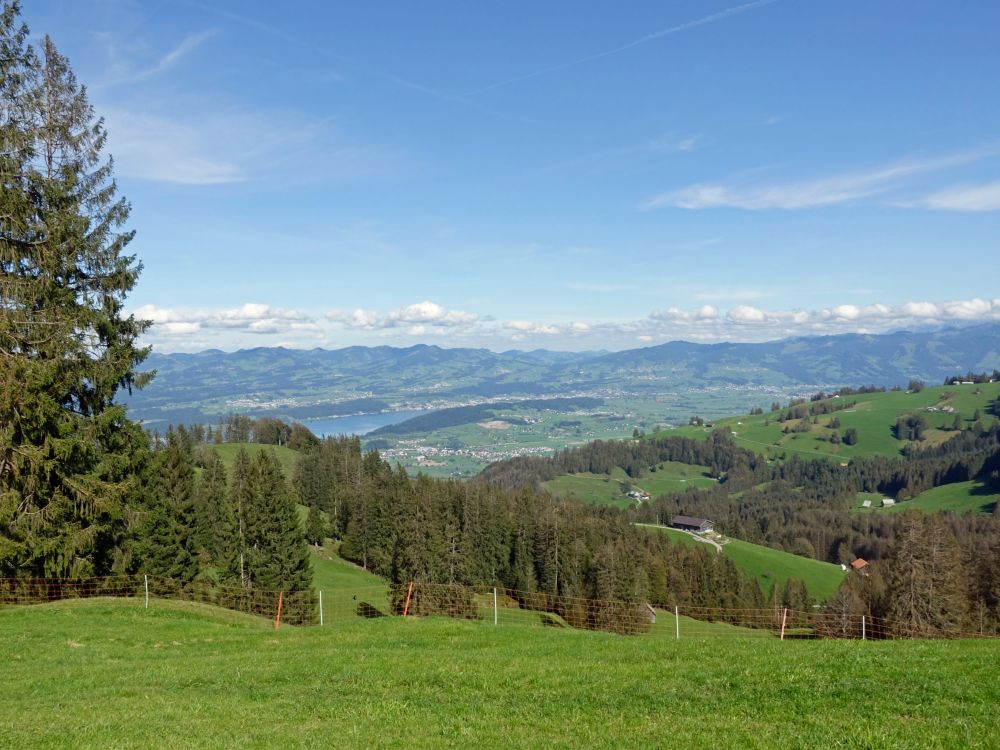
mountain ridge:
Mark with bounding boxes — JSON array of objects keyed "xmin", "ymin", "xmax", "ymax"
[{"xmin": 127, "ymin": 324, "xmax": 1000, "ymax": 424}]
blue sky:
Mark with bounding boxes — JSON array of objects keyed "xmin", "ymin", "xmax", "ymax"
[{"xmin": 25, "ymin": 0, "xmax": 1000, "ymax": 351}]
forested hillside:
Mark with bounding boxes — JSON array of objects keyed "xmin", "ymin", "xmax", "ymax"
[{"xmin": 479, "ymin": 384, "xmax": 1000, "ymax": 633}]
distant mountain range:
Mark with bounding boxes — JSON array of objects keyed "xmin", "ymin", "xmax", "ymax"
[{"xmin": 124, "ymin": 324, "xmax": 1000, "ymax": 424}]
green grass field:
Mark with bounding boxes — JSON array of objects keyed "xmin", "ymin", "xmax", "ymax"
[
  {"xmin": 212, "ymin": 442, "xmax": 301, "ymax": 478},
  {"xmin": 308, "ymin": 539, "xmax": 390, "ymax": 618},
  {"xmin": 664, "ymin": 382, "xmax": 1000, "ymax": 462},
  {"xmin": 855, "ymin": 481, "xmax": 1000, "ymax": 515},
  {"xmin": 1, "ymin": 599, "xmax": 998, "ymax": 748},
  {"xmin": 722, "ymin": 538, "xmax": 845, "ymax": 601},
  {"xmin": 543, "ymin": 462, "xmax": 717, "ymax": 508},
  {"xmin": 638, "ymin": 525, "xmax": 845, "ymax": 601}
]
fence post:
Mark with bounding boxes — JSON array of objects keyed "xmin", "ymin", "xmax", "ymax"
[
  {"xmin": 274, "ymin": 591, "xmax": 284, "ymax": 630},
  {"xmin": 675, "ymin": 605, "xmax": 680, "ymax": 640},
  {"xmin": 862, "ymin": 615, "xmax": 866, "ymax": 641},
  {"xmin": 319, "ymin": 590, "xmax": 324, "ymax": 626},
  {"xmin": 403, "ymin": 581, "xmax": 414, "ymax": 617},
  {"xmin": 780, "ymin": 607, "xmax": 788, "ymax": 641},
  {"xmin": 144, "ymin": 574, "xmax": 149, "ymax": 609},
  {"xmin": 493, "ymin": 587, "xmax": 498, "ymax": 626}
]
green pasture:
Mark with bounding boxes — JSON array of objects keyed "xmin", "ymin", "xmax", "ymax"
[
  {"xmin": 211, "ymin": 442, "xmax": 301, "ymax": 479},
  {"xmin": 639, "ymin": 525, "xmax": 845, "ymax": 602},
  {"xmin": 543, "ymin": 462, "xmax": 716, "ymax": 508},
  {"xmin": 722, "ymin": 538, "xmax": 845, "ymax": 601},
  {"xmin": 665, "ymin": 382, "xmax": 1000, "ymax": 462},
  {"xmin": 543, "ymin": 471, "xmax": 634, "ymax": 508},
  {"xmin": 2, "ymin": 600, "xmax": 998, "ymax": 748},
  {"xmin": 855, "ymin": 481, "xmax": 999, "ymax": 515}
]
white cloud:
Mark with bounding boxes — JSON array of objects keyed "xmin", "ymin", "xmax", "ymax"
[
  {"xmin": 900, "ymin": 301, "xmax": 941, "ymax": 318},
  {"xmin": 116, "ymin": 31, "xmax": 216, "ymax": 86},
  {"xmin": 391, "ymin": 301, "xmax": 478, "ymax": 326},
  {"xmin": 504, "ymin": 320, "xmax": 560, "ymax": 335},
  {"xmin": 103, "ymin": 105, "xmax": 405, "ymax": 187},
  {"xmin": 161, "ymin": 321, "xmax": 201, "ymax": 335},
  {"xmin": 133, "ymin": 303, "xmax": 314, "ymax": 336},
  {"xmin": 137, "ymin": 296, "xmax": 1000, "ymax": 351},
  {"xmin": 104, "ymin": 109, "xmax": 244, "ymax": 185},
  {"xmin": 650, "ymin": 305, "xmax": 719, "ymax": 322},
  {"xmin": 727, "ymin": 305, "xmax": 768, "ymax": 323},
  {"xmin": 327, "ymin": 301, "xmax": 478, "ymax": 330},
  {"xmin": 920, "ymin": 182, "xmax": 1000, "ymax": 212},
  {"xmin": 642, "ymin": 150, "xmax": 995, "ymax": 211}
]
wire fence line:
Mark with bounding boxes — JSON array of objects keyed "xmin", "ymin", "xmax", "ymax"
[{"xmin": 0, "ymin": 576, "xmax": 993, "ymax": 641}]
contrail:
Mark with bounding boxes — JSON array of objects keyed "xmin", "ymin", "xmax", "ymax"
[
  {"xmin": 469, "ymin": 0, "xmax": 780, "ymax": 94},
  {"xmin": 179, "ymin": 0, "xmax": 524, "ymax": 119}
]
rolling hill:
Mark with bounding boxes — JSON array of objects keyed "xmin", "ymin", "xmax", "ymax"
[{"xmin": 665, "ymin": 381, "xmax": 1000, "ymax": 462}]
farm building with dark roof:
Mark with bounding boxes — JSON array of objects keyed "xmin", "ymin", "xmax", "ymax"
[{"xmin": 670, "ymin": 515, "xmax": 714, "ymax": 533}]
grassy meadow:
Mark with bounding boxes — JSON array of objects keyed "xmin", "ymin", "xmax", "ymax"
[
  {"xmin": 543, "ymin": 462, "xmax": 717, "ymax": 509},
  {"xmin": 1, "ymin": 599, "xmax": 998, "ymax": 749},
  {"xmin": 638, "ymin": 525, "xmax": 845, "ymax": 601},
  {"xmin": 665, "ymin": 382, "xmax": 1000, "ymax": 462},
  {"xmin": 211, "ymin": 442, "xmax": 301, "ymax": 478},
  {"xmin": 855, "ymin": 481, "xmax": 999, "ymax": 515}
]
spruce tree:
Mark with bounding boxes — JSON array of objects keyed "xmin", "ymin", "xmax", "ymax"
[
  {"xmin": 225, "ymin": 447, "xmax": 254, "ymax": 587},
  {"xmin": 0, "ymin": 4, "xmax": 151, "ymax": 576},
  {"xmin": 242, "ymin": 449, "xmax": 311, "ymax": 592},
  {"xmin": 130, "ymin": 427, "xmax": 198, "ymax": 583},
  {"xmin": 195, "ymin": 449, "xmax": 233, "ymax": 567},
  {"xmin": 305, "ymin": 504, "xmax": 325, "ymax": 546}
]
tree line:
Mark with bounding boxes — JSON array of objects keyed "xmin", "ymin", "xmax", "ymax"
[
  {"xmin": 480, "ymin": 422, "xmax": 1000, "ymax": 633},
  {"xmin": 294, "ymin": 436, "xmax": 778, "ymax": 633}
]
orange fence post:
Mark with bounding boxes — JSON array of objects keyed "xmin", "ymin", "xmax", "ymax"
[
  {"xmin": 780, "ymin": 607, "xmax": 788, "ymax": 640},
  {"xmin": 274, "ymin": 591, "xmax": 284, "ymax": 630},
  {"xmin": 402, "ymin": 581, "xmax": 414, "ymax": 617}
]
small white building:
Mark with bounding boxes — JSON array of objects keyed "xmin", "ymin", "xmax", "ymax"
[
  {"xmin": 881, "ymin": 497, "xmax": 896, "ymax": 507},
  {"xmin": 861, "ymin": 500, "xmax": 872, "ymax": 508}
]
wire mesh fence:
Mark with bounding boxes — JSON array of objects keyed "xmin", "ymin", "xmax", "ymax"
[
  {"xmin": 0, "ymin": 576, "xmax": 317, "ymax": 626},
  {"xmin": 1, "ymin": 576, "xmax": 993, "ymax": 640}
]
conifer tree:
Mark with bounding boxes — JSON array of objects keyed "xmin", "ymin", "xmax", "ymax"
[
  {"xmin": 130, "ymin": 427, "xmax": 198, "ymax": 582},
  {"xmin": 887, "ymin": 512, "xmax": 968, "ymax": 635},
  {"xmin": 1, "ymin": 4, "xmax": 151, "ymax": 576},
  {"xmin": 305, "ymin": 504, "xmax": 325, "ymax": 546},
  {"xmin": 195, "ymin": 449, "xmax": 233, "ymax": 566},
  {"xmin": 242, "ymin": 449, "xmax": 311, "ymax": 591},
  {"xmin": 225, "ymin": 447, "xmax": 254, "ymax": 587}
]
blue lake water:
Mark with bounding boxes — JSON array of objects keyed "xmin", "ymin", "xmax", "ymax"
[{"xmin": 304, "ymin": 409, "xmax": 431, "ymax": 437}]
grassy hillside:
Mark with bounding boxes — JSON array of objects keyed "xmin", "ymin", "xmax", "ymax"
[
  {"xmin": 212, "ymin": 442, "xmax": 300, "ymax": 478},
  {"xmin": 2, "ymin": 600, "xmax": 998, "ymax": 748},
  {"xmin": 543, "ymin": 462, "xmax": 718, "ymax": 508},
  {"xmin": 665, "ymin": 382, "xmax": 1000, "ymax": 461},
  {"xmin": 309, "ymin": 540, "xmax": 390, "ymax": 618},
  {"xmin": 855, "ymin": 481, "xmax": 999, "ymax": 515},
  {"xmin": 723, "ymin": 538, "xmax": 844, "ymax": 601},
  {"xmin": 638, "ymin": 525, "xmax": 845, "ymax": 601}
]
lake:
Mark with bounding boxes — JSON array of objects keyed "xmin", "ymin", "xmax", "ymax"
[{"xmin": 304, "ymin": 409, "xmax": 431, "ymax": 437}]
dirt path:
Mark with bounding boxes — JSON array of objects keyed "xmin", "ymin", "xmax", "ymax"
[{"xmin": 679, "ymin": 529, "xmax": 724, "ymax": 553}]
